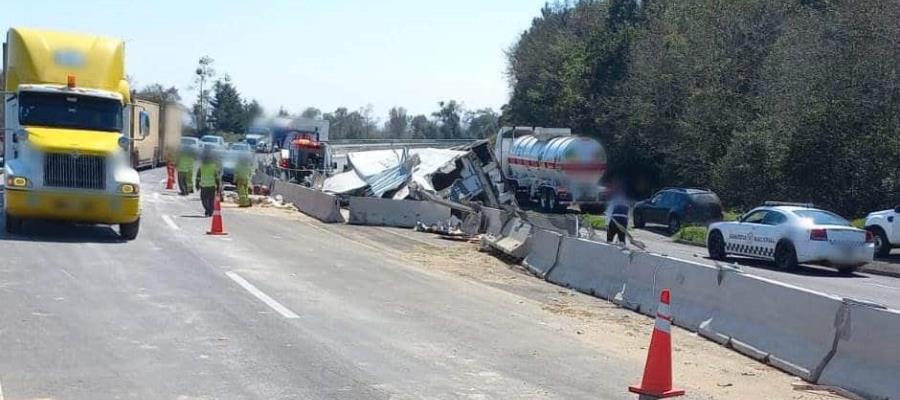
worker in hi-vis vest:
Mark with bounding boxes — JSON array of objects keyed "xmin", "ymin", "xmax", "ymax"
[
  {"xmin": 235, "ymin": 154, "xmax": 253, "ymax": 208},
  {"xmin": 195, "ymin": 150, "xmax": 222, "ymax": 217},
  {"xmin": 176, "ymin": 146, "xmax": 196, "ymax": 196}
]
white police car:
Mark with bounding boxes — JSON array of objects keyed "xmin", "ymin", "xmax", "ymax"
[{"xmin": 706, "ymin": 202, "xmax": 874, "ymax": 274}]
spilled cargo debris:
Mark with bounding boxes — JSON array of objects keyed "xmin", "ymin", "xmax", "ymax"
[{"xmin": 323, "ymin": 140, "xmax": 517, "ymax": 210}]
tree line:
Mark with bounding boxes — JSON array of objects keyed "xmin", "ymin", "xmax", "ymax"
[
  {"xmin": 136, "ymin": 56, "xmax": 499, "ymax": 142},
  {"xmin": 293, "ymin": 102, "xmax": 500, "ymax": 141},
  {"xmin": 503, "ymin": 0, "xmax": 900, "ymax": 216}
]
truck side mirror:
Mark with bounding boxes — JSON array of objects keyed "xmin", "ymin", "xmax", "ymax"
[
  {"xmin": 139, "ymin": 111, "xmax": 151, "ymax": 139},
  {"xmin": 894, "ymin": 205, "xmax": 900, "ymax": 214}
]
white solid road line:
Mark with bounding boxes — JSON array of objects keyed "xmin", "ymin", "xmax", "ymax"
[
  {"xmin": 225, "ymin": 271, "xmax": 300, "ymax": 319},
  {"xmin": 161, "ymin": 215, "xmax": 180, "ymax": 231}
]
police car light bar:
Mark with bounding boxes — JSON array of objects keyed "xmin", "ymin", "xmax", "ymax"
[{"xmin": 763, "ymin": 201, "xmax": 815, "ymax": 208}]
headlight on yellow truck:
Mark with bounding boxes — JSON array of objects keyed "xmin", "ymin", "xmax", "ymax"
[
  {"xmin": 6, "ymin": 176, "xmax": 29, "ymax": 188},
  {"xmin": 118, "ymin": 184, "xmax": 138, "ymax": 194}
]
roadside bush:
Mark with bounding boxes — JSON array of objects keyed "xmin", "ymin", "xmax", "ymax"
[
  {"xmin": 584, "ymin": 215, "xmax": 607, "ymax": 230},
  {"xmin": 674, "ymin": 226, "xmax": 707, "ymax": 246}
]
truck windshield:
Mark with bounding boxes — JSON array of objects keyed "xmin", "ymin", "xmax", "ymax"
[{"xmin": 18, "ymin": 91, "xmax": 123, "ymax": 132}]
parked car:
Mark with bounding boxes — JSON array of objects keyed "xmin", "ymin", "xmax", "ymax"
[
  {"xmin": 228, "ymin": 142, "xmax": 252, "ymax": 153},
  {"xmin": 180, "ymin": 137, "xmax": 201, "ymax": 152},
  {"xmin": 707, "ymin": 202, "xmax": 874, "ymax": 274},
  {"xmin": 199, "ymin": 135, "xmax": 226, "ymax": 151},
  {"xmin": 865, "ymin": 205, "xmax": 900, "ymax": 257},
  {"xmin": 244, "ymin": 134, "xmax": 263, "ymax": 149},
  {"xmin": 633, "ymin": 188, "xmax": 724, "ymax": 234},
  {"xmin": 255, "ymin": 137, "xmax": 273, "ymax": 153}
]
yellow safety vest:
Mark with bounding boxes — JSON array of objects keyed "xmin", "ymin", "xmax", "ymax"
[
  {"xmin": 235, "ymin": 162, "xmax": 252, "ymax": 181},
  {"xmin": 177, "ymin": 152, "xmax": 194, "ymax": 172},
  {"xmin": 199, "ymin": 162, "xmax": 218, "ymax": 188}
]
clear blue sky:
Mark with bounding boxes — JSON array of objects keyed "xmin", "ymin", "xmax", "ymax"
[{"xmin": 1, "ymin": 0, "xmax": 547, "ymax": 120}]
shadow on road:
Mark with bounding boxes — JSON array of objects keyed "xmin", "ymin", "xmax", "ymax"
[
  {"xmin": 710, "ymin": 255, "xmax": 869, "ymax": 278},
  {"xmin": 636, "ymin": 226, "xmax": 677, "ymax": 238},
  {"xmin": 0, "ymin": 218, "xmax": 126, "ymax": 244},
  {"xmin": 875, "ymin": 253, "xmax": 900, "ymax": 265}
]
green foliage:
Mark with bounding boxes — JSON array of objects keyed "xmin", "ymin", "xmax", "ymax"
[
  {"xmin": 432, "ymin": 100, "xmax": 463, "ymax": 139},
  {"xmin": 323, "ymin": 106, "xmax": 379, "ymax": 140},
  {"xmin": 675, "ymin": 226, "xmax": 708, "ymax": 246},
  {"xmin": 136, "ymin": 84, "xmax": 181, "ymax": 104},
  {"xmin": 504, "ymin": 0, "xmax": 900, "ymax": 216},
  {"xmin": 384, "ymin": 107, "xmax": 411, "ymax": 138},
  {"xmin": 300, "ymin": 107, "xmax": 322, "ymax": 119},
  {"xmin": 584, "ymin": 214, "xmax": 608, "ymax": 230},
  {"xmin": 723, "ymin": 210, "xmax": 743, "ymax": 222},
  {"xmin": 465, "ymin": 108, "xmax": 500, "ymax": 139},
  {"xmin": 209, "ymin": 77, "xmax": 247, "ymax": 134}
]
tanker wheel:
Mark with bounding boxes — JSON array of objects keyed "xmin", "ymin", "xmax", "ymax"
[
  {"xmin": 539, "ymin": 190, "xmax": 550, "ymax": 212},
  {"xmin": 547, "ymin": 191, "xmax": 561, "ymax": 213}
]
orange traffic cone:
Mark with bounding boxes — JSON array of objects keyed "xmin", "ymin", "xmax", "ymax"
[
  {"xmin": 166, "ymin": 162, "xmax": 175, "ymax": 190},
  {"xmin": 629, "ymin": 289, "xmax": 685, "ymax": 398},
  {"xmin": 206, "ymin": 197, "xmax": 228, "ymax": 235}
]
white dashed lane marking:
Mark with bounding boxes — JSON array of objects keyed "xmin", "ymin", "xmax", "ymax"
[{"xmin": 225, "ymin": 271, "xmax": 300, "ymax": 319}]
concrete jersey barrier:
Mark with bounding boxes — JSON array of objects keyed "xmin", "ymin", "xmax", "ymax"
[
  {"xmin": 484, "ymin": 217, "xmax": 533, "ymax": 259},
  {"xmin": 481, "ymin": 207, "xmax": 509, "ymax": 236},
  {"xmin": 545, "ymin": 237, "xmax": 629, "ymax": 299},
  {"xmin": 348, "ymin": 197, "xmax": 451, "ymax": 228},
  {"xmin": 523, "ymin": 229, "xmax": 562, "ymax": 278},
  {"xmin": 533, "ymin": 237, "xmax": 854, "ymax": 386},
  {"xmin": 698, "ymin": 273, "xmax": 844, "ymax": 381},
  {"xmin": 272, "ymin": 180, "xmax": 345, "ymax": 223},
  {"xmin": 819, "ymin": 301, "xmax": 900, "ymax": 399}
]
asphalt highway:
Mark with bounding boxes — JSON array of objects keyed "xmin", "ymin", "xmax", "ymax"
[{"xmin": 0, "ymin": 169, "xmax": 645, "ymax": 400}]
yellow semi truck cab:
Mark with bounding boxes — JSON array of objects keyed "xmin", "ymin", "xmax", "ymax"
[{"xmin": 3, "ymin": 28, "xmax": 145, "ymax": 239}]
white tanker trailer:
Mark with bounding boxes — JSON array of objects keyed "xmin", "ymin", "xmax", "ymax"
[{"xmin": 494, "ymin": 127, "xmax": 608, "ymax": 213}]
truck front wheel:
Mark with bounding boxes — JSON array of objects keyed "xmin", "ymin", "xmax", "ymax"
[
  {"xmin": 5, "ymin": 215, "xmax": 23, "ymax": 234},
  {"xmin": 119, "ymin": 218, "xmax": 140, "ymax": 240}
]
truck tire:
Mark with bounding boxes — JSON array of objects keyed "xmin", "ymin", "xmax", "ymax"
[
  {"xmin": 119, "ymin": 218, "xmax": 140, "ymax": 240},
  {"xmin": 5, "ymin": 215, "xmax": 23, "ymax": 234},
  {"xmin": 539, "ymin": 190, "xmax": 550, "ymax": 212},
  {"xmin": 868, "ymin": 227, "xmax": 891, "ymax": 258},
  {"xmin": 547, "ymin": 190, "xmax": 562, "ymax": 213}
]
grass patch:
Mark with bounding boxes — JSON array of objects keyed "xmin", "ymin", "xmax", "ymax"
[
  {"xmin": 723, "ymin": 210, "xmax": 742, "ymax": 221},
  {"xmin": 675, "ymin": 225, "xmax": 708, "ymax": 246},
  {"xmin": 584, "ymin": 214, "xmax": 607, "ymax": 230}
]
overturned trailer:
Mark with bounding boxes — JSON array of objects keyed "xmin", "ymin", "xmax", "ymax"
[{"xmin": 323, "ymin": 140, "xmax": 516, "ymax": 210}]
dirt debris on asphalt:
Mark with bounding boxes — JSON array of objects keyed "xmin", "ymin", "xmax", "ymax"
[{"xmin": 231, "ymin": 204, "xmax": 846, "ymax": 400}]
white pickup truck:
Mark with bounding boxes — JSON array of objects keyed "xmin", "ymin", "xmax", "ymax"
[{"xmin": 865, "ymin": 205, "xmax": 900, "ymax": 257}]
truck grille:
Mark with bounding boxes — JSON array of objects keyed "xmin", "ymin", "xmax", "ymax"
[{"xmin": 44, "ymin": 153, "xmax": 106, "ymax": 190}]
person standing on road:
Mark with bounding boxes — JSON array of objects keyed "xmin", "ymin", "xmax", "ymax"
[
  {"xmin": 196, "ymin": 150, "xmax": 222, "ymax": 217},
  {"xmin": 605, "ymin": 190, "xmax": 630, "ymax": 245},
  {"xmin": 176, "ymin": 146, "xmax": 196, "ymax": 196},
  {"xmin": 235, "ymin": 153, "xmax": 253, "ymax": 208}
]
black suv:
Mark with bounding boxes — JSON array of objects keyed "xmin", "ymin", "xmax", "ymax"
[{"xmin": 633, "ymin": 188, "xmax": 724, "ymax": 234}]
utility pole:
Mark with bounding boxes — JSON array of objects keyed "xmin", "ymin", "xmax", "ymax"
[{"xmin": 196, "ymin": 67, "xmax": 205, "ymax": 134}]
